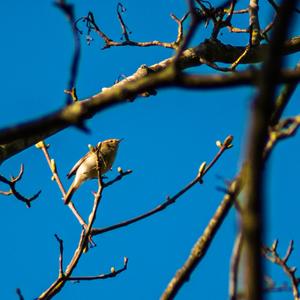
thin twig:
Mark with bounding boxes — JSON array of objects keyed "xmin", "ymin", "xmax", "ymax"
[
  {"xmin": 16, "ymin": 288, "xmax": 24, "ymax": 300},
  {"xmin": 262, "ymin": 240, "xmax": 300, "ymax": 300},
  {"xmin": 270, "ymin": 60, "xmax": 300, "ymax": 125},
  {"xmin": 68, "ymin": 257, "xmax": 128, "ymax": 281},
  {"xmin": 36, "ymin": 141, "xmax": 86, "ymax": 227},
  {"xmin": 227, "ymin": 25, "xmax": 249, "ymax": 33},
  {"xmin": 229, "ymin": 232, "xmax": 243, "ymax": 300},
  {"xmin": 0, "ymin": 164, "xmax": 41, "ymax": 207},
  {"xmin": 54, "ymin": 234, "xmax": 64, "ymax": 278},
  {"xmin": 55, "ymin": 0, "xmax": 81, "ymax": 105},
  {"xmin": 264, "ymin": 281, "xmax": 292, "ymax": 293},
  {"xmin": 230, "ymin": 45, "xmax": 251, "ymax": 70},
  {"xmin": 261, "ymin": 16, "xmax": 277, "ymax": 38},
  {"xmin": 267, "ymin": 0, "xmax": 279, "ymax": 12},
  {"xmin": 103, "ymin": 169, "xmax": 132, "ymax": 188},
  {"xmin": 116, "ymin": 3, "xmax": 130, "ymax": 42},
  {"xmin": 92, "ymin": 135, "xmax": 233, "ymax": 236},
  {"xmin": 225, "ymin": 0, "xmax": 237, "ymax": 25},
  {"xmin": 76, "ymin": 11, "xmax": 176, "ymax": 49},
  {"xmin": 265, "ymin": 115, "xmax": 300, "ymax": 158},
  {"xmin": 232, "ymin": 8, "xmax": 249, "ymax": 14},
  {"xmin": 170, "ymin": 12, "xmax": 190, "ymax": 47},
  {"xmin": 172, "ymin": 0, "xmax": 201, "ymax": 66},
  {"xmin": 249, "ymin": 0, "xmax": 261, "ymax": 46}
]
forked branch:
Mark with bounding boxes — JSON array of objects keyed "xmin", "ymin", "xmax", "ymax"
[{"xmin": 0, "ymin": 164, "xmax": 41, "ymax": 207}]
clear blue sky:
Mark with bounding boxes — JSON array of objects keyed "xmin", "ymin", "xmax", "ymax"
[{"xmin": 0, "ymin": 1, "xmax": 300, "ymax": 300}]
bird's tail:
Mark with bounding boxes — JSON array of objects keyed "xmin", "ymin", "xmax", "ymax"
[{"xmin": 64, "ymin": 182, "xmax": 77, "ymax": 205}]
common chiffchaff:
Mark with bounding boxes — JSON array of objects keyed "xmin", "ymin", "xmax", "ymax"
[{"xmin": 64, "ymin": 138, "xmax": 121, "ymax": 204}]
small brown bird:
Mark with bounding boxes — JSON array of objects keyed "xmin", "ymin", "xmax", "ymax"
[{"xmin": 64, "ymin": 138, "xmax": 121, "ymax": 204}]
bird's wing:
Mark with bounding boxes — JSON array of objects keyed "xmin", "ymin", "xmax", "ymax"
[{"xmin": 66, "ymin": 152, "xmax": 89, "ymax": 179}]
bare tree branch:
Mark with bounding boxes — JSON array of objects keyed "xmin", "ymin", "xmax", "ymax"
[
  {"xmin": 103, "ymin": 168, "xmax": 132, "ymax": 188},
  {"xmin": 16, "ymin": 288, "xmax": 25, "ymax": 300},
  {"xmin": 36, "ymin": 141, "xmax": 87, "ymax": 227},
  {"xmin": 249, "ymin": 0, "xmax": 261, "ymax": 45},
  {"xmin": 92, "ymin": 135, "xmax": 233, "ymax": 236},
  {"xmin": 75, "ymin": 10, "xmax": 181, "ymax": 49},
  {"xmin": 37, "ymin": 144, "xmax": 128, "ymax": 299},
  {"xmin": 54, "ymin": 234, "xmax": 64, "ymax": 278},
  {"xmin": 160, "ymin": 108, "xmax": 300, "ymax": 298},
  {"xmin": 55, "ymin": 0, "xmax": 81, "ymax": 105},
  {"xmin": 262, "ymin": 240, "xmax": 300, "ymax": 300},
  {"xmin": 68, "ymin": 257, "xmax": 128, "ymax": 281},
  {"xmin": 160, "ymin": 108, "xmax": 300, "ymax": 300},
  {"xmin": 3, "ymin": 2, "xmax": 300, "ymax": 300},
  {"xmin": 229, "ymin": 232, "xmax": 243, "ymax": 300},
  {"xmin": 0, "ymin": 35, "xmax": 300, "ymax": 163},
  {"xmin": 265, "ymin": 115, "xmax": 300, "ymax": 158},
  {"xmin": 242, "ymin": 1, "xmax": 297, "ymax": 299},
  {"xmin": 160, "ymin": 172, "xmax": 243, "ymax": 300},
  {"xmin": 0, "ymin": 164, "xmax": 41, "ymax": 207},
  {"xmin": 271, "ymin": 61, "xmax": 300, "ymax": 125}
]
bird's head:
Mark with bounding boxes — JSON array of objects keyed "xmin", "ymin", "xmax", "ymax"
[{"xmin": 98, "ymin": 138, "xmax": 123, "ymax": 150}]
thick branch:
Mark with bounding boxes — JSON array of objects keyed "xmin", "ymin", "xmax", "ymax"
[
  {"xmin": 160, "ymin": 174, "xmax": 243, "ymax": 300},
  {"xmin": 243, "ymin": 1, "xmax": 297, "ymax": 299},
  {"xmin": 0, "ymin": 37, "xmax": 300, "ymax": 163}
]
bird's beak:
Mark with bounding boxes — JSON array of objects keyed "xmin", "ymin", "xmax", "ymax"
[{"xmin": 118, "ymin": 138, "xmax": 124, "ymax": 143}]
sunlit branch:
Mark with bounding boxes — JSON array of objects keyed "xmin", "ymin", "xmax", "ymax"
[
  {"xmin": 249, "ymin": 0, "xmax": 261, "ymax": 46},
  {"xmin": 36, "ymin": 141, "xmax": 87, "ymax": 227},
  {"xmin": 91, "ymin": 135, "xmax": 233, "ymax": 236},
  {"xmin": 38, "ymin": 142, "xmax": 127, "ymax": 299},
  {"xmin": 0, "ymin": 35, "xmax": 300, "ymax": 164},
  {"xmin": 160, "ymin": 109, "xmax": 300, "ymax": 298},
  {"xmin": 68, "ymin": 257, "xmax": 128, "ymax": 281},
  {"xmin": 160, "ymin": 172, "xmax": 243, "ymax": 300},
  {"xmin": 75, "ymin": 10, "xmax": 181, "ymax": 49}
]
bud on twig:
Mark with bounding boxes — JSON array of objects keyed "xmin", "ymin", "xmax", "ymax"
[
  {"xmin": 50, "ymin": 159, "xmax": 57, "ymax": 173},
  {"xmin": 198, "ymin": 162, "xmax": 207, "ymax": 176},
  {"xmin": 216, "ymin": 140, "xmax": 222, "ymax": 148},
  {"xmin": 223, "ymin": 135, "xmax": 233, "ymax": 148}
]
